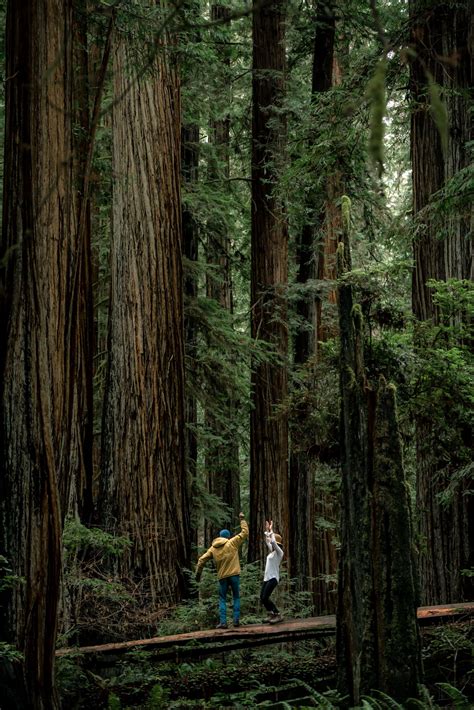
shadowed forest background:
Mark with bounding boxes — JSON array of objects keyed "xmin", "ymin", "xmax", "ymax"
[{"xmin": 0, "ymin": 0, "xmax": 472, "ymax": 708}]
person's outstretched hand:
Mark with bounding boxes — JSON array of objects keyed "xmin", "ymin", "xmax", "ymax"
[
  {"xmin": 265, "ymin": 520, "xmax": 271, "ymax": 532},
  {"xmin": 239, "ymin": 511, "xmax": 245, "ymax": 519}
]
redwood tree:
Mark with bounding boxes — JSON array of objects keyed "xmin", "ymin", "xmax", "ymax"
[
  {"xmin": 249, "ymin": 0, "xmax": 289, "ymax": 561},
  {"xmin": 99, "ymin": 7, "xmax": 190, "ymax": 604},
  {"xmin": 410, "ymin": 0, "xmax": 473, "ymax": 604},
  {"xmin": 181, "ymin": 0, "xmax": 200, "ymax": 548},
  {"xmin": 289, "ymin": 0, "xmax": 339, "ymax": 608},
  {"xmin": 0, "ymin": 0, "xmax": 77, "ymax": 706},
  {"xmin": 336, "ymin": 200, "xmax": 420, "ymax": 705}
]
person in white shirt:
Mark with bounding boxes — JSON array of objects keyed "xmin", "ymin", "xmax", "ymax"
[{"xmin": 261, "ymin": 519, "xmax": 284, "ymax": 624}]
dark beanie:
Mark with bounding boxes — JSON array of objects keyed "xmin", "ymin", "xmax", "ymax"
[{"xmin": 219, "ymin": 529, "xmax": 231, "ymax": 538}]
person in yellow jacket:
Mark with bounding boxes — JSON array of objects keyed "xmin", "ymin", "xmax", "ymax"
[{"xmin": 195, "ymin": 512, "xmax": 248, "ymax": 629}]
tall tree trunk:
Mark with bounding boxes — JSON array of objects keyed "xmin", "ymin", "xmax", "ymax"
[
  {"xmin": 68, "ymin": 0, "xmax": 95, "ymax": 522},
  {"xmin": 204, "ymin": 3, "xmax": 240, "ymax": 543},
  {"xmin": 249, "ymin": 0, "xmax": 289, "ymax": 562},
  {"xmin": 336, "ymin": 200, "xmax": 421, "ymax": 705},
  {"xmin": 290, "ymin": 0, "xmax": 339, "ymax": 609},
  {"xmin": 0, "ymin": 0, "xmax": 76, "ymax": 706},
  {"xmin": 181, "ymin": 0, "xmax": 201, "ymax": 549},
  {"xmin": 335, "ymin": 203, "xmax": 374, "ymax": 704},
  {"xmin": 99, "ymin": 9, "xmax": 190, "ymax": 605},
  {"xmin": 410, "ymin": 0, "xmax": 474, "ymax": 604},
  {"xmin": 372, "ymin": 378, "xmax": 421, "ymax": 701}
]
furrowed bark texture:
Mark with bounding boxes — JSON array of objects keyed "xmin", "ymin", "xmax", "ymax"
[
  {"xmin": 68, "ymin": 0, "xmax": 95, "ymax": 521},
  {"xmin": 249, "ymin": 0, "xmax": 289, "ymax": 562},
  {"xmin": 204, "ymin": 2, "xmax": 240, "ymax": 543},
  {"xmin": 372, "ymin": 378, "xmax": 421, "ymax": 700},
  {"xmin": 0, "ymin": 0, "xmax": 77, "ymax": 706},
  {"xmin": 336, "ymin": 205, "xmax": 421, "ymax": 704},
  {"xmin": 290, "ymin": 0, "xmax": 339, "ymax": 609},
  {"xmin": 336, "ymin": 239, "xmax": 374, "ymax": 704},
  {"xmin": 410, "ymin": 0, "xmax": 474, "ymax": 604},
  {"xmin": 100, "ymin": 20, "xmax": 190, "ymax": 603}
]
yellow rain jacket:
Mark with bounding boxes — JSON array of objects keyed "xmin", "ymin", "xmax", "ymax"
[{"xmin": 196, "ymin": 519, "xmax": 249, "ymax": 580}]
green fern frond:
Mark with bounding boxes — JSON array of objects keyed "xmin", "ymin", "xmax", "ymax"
[{"xmin": 436, "ymin": 682, "xmax": 470, "ymax": 707}]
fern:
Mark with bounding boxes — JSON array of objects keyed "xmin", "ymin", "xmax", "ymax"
[
  {"xmin": 360, "ymin": 699, "xmax": 381, "ymax": 709},
  {"xmin": 372, "ymin": 690, "xmax": 405, "ymax": 708},
  {"xmin": 435, "ymin": 683, "xmax": 471, "ymax": 708}
]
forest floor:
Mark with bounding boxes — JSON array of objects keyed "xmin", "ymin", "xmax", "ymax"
[{"xmin": 56, "ymin": 611, "xmax": 473, "ymax": 709}]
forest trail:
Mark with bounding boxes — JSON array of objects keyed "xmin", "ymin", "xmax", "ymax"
[{"xmin": 56, "ymin": 602, "xmax": 473, "ymax": 659}]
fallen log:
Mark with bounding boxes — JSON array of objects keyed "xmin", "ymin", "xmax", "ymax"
[{"xmin": 56, "ymin": 602, "xmax": 473, "ymax": 662}]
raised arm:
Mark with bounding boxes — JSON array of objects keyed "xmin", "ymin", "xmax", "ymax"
[
  {"xmin": 229, "ymin": 512, "xmax": 249, "ymax": 549},
  {"xmin": 264, "ymin": 519, "xmax": 273, "ymax": 552}
]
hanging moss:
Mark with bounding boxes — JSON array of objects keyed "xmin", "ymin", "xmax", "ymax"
[
  {"xmin": 366, "ymin": 58, "xmax": 387, "ymax": 177},
  {"xmin": 345, "ymin": 366, "xmax": 357, "ymax": 390},
  {"xmin": 427, "ymin": 72, "xmax": 449, "ymax": 156},
  {"xmin": 341, "ymin": 195, "xmax": 351, "ymax": 234},
  {"xmin": 351, "ymin": 303, "xmax": 363, "ymax": 330},
  {"xmin": 336, "ymin": 241, "xmax": 346, "ymax": 276}
]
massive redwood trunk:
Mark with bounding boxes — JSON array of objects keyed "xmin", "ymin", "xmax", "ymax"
[
  {"xmin": 0, "ymin": 0, "xmax": 77, "ymax": 706},
  {"xmin": 99, "ymin": 7, "xmax": 190, "ymax": 605},
  {"xmin": 410, "ymin": 0, "xmax": 473, "ymax": 604},
  {"xmin": 249, "ymin": 0, "xmax": 289, "ymax": 562}
]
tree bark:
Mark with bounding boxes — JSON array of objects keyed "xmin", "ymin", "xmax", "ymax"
[
  {"xmin": 0, "ymin": 0, "xmax": 77, "ymax": 706},
  {"xmin": 249, "ymin": 0, "xmax": 289, "ymax": 562},
  {"xmin": 68, "ymin": 0, "xmax": 95, "ymax": 522},
  {"xmin": 372, "ymin": 378, "xmax": 421, "ymax": 700},
  {"xmin": 99, "ymin": 7, "xmax": 190, "ymax": 605},
  {"xmin": 336, "ymin": 200, "xmax": 421, "ymax": 704},
  {"xmin": 410, "ymin": 0, "xmax": 474, "ymax": 604},
  {"xmin": 335, "ymin": 209, "xmax": 374, "ymax": 703}
]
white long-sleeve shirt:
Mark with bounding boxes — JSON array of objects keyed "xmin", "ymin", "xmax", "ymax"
[{"xmin": 263, "ymin": 531, "xmax": 284, "ymax": 582}]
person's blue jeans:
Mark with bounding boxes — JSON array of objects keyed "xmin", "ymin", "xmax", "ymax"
[{"xmin": 218, "ymin": 575, "xmax": 240, "ymax": 624}]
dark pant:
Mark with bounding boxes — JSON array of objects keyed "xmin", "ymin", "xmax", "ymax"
[
  {"xmin": 260, "ymin": 578, "xmax": 279, "ymax": 614},
  {"xmin": 218, "ymin": 575, "xmax": 240, "ymax": 624}
]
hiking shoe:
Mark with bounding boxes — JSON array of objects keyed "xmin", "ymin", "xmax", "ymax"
[
  {"xmin": 263, "ymin": 612, "xmax": 278, "ymax": 623},
  {"xmin": 215, "ymin": 622, "xmax": 228, "ymax": 629},
  {"xmin": 233, "ymin": 620, "xmax": 240, "ymax": 628},
  {"xmin": 269, "ymin": 614, "xmax": 283, "ymax": 624}
]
